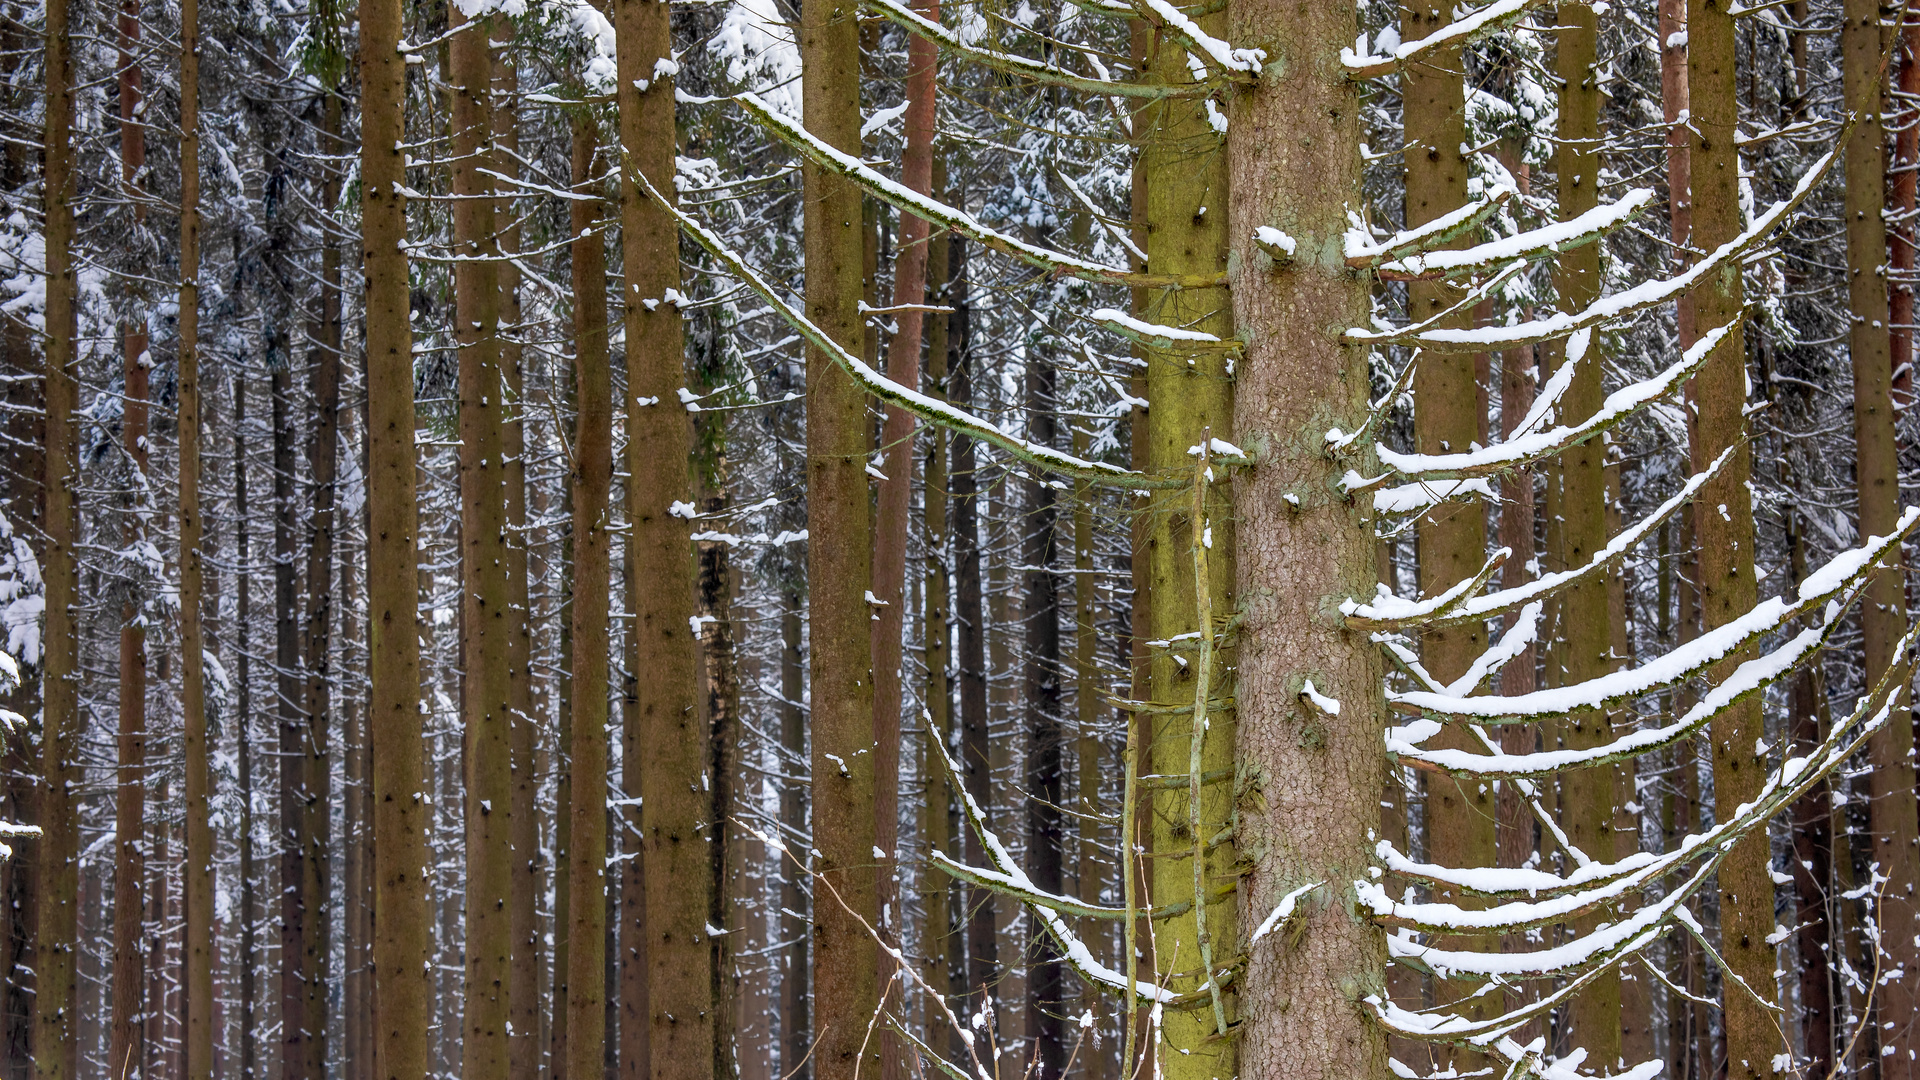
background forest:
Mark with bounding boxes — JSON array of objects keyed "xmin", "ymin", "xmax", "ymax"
[{"xmin": 3, "ymin": 0, "xmax": 1920, "ymax": 1077}]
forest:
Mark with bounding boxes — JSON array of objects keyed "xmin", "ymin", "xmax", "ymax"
[{"xmin": 3, "ymin": 0, "xmax": 1920, "ymax": 1075}]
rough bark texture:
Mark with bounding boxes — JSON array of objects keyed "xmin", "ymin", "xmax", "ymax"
[
  {"xmin": 453, "ymin": 13, "xmax": 514, "ymax": 1080},
  {"xmin": 1686, "ymin": 0, "xmax": 1776, "ymax": 1074},
  {"xmin": 565, "ymin": 111, "xmax": 613, "ymax": 1080},
  {"xmin": 1554, "ymin": 1, "xmax": 1623, "ymax": 1062},
  {"xmin": 36, "ymin": 0, "xmax": 77, "ymax": 1066},
  {"xmin": 361, "ymin": 0, "xmax": 431, "ymax": 1066},
  {"xmin": 801, "ymin": 0, "xmax": 881, "ymax": 1070},
  {"xmin": 1843, "ymin": 0, "xmax": 1920, "ymax": 1068},
  {"xmin": 1225, "ymin": 5, "xmax": 1389, "ymax": 1080},
  {"xmin": 1137, "ymin": 12, "xmax": 1237, "ymax": 1072}
]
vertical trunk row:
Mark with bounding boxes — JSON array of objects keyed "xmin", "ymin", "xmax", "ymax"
[
  {"xmin": 612, "ymin": 0, "xmax": 711, "ymax": 1067},
  {"xmin": 110, "ymin": 2, "xmax": 148, "ymax": 1071},
  {"xmin": 800, "ymin": 0, "xmax": 881, "ymax": 1068},
  {"xmin": 36, "ymin": 0, "xmax": 78, "ymax": 1063},
  {"xmin": 453, "ymin": 11, "xmax": 514, "ymax": 1080},
  {"xmin": 1224, "ymin": 5, "xmax": 1388, "ymax": 1080},
  {"xmin": 1138, "ymin": 9, "xmax": 1237, "ymax": 1073},
  {"xmin": 361, "ymin": 0, "xmax": 431, "ymax": 1064},
  {"xmin": 565, "ymin": 110, "xmax": 614, "ymax": 1080},
  {"xmin": 1843, "ymin": 1, "xmax": 1920, "ymax": 1070},
  {"xmin": 1686, "ymin": 1, "xmax": 1774, "ymax": 1075},
  {"xmin": 179, "ymin": 0, "xmax": 212, "ymax": 1068},
  {"xmin": 1554, "ymin": 0, "xmax": 1622, "ymax": 1061}
]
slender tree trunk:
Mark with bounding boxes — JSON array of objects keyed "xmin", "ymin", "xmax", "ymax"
[
  {"xmin": 698, "ymin": 484, "xmax": 736, "ymax": 1080},
  {"xmin": 801, "ymin": 0, "xmax": 881, "ymax": 1067},
  {"xmin": 361, "ymin": 0, "xmax": 431, "ymax": 1065},
  {"xmin": 494, "ymin": 31, "xmax": 541, "ymax": 1080},
  {"xmin": 36, "ymin": 0, "xmax": 78, "ymax": 1064},
  {"xmin": 611, "ymin": 0, "xmax": 709, "ymax": 1070},
  {"xmin": 1226, "ymin": 5, "xmax": 1389, "ymax": 1080},
  {"xmin": 778, "ymin": 585, "xmax": 809, "ymax": 1080},
  {"xmin": 275, "ymin": 340, "xmax": 310, "ymax": 1080},
  {"xmin": 948, "ymin": 237, "xmax": 995, "ymax": 1019},
  {"xmin": 236, "ymin": 375, "xmax": 259, "ymax": 1080},
  {"xmin": 565, "ymin": 110, "xmax": 614, "ymax": 1080},
  {"xmin": 1022, "ymin": 321, "xmax": 1065, "ymax": 1080},
  {"xmin": 298, "ymin": 84, "xmax": 344, "ymax": 1080},
  {"xmin": 870, "ymin": 9, "xmax": 939, "ymax": 1053},
  {"xmin": 1785, "ymin": 507, "xmax": 1834, "ymax": 1077},
  {"xmin": 1138, "ymin": 11, "xmax": 1238, "ymax": 1072},
  {"xmin": 453, "ymin": 11, "xmax": 514, "ymax": 1080},
  {"xmin": 1844, "ymin": 2, "xmax": 1920, "ymax": 1069},
  {"xmin": 1071, "ymin": 424, "xmax": 1106, "ymax": 1080},
  {"xmin": 1554, "ymin": 0, "xmax": 1622, "ymax": 1062},
  {"xmin": 921, "ymin": 218, "xmax": 955, "ymax": 1044},
  {"xmin": 1687, "ymin": 1, "xmax": 1775, "ymax": 1074},
  {"xmin": 178, "ymin": 0, "xmax": 211, "ymax": 1067},
  {"xmin": 1893, "ymin": 8, "xmax": 1919, "ymax": 409},
  {"xmin": 110, "ymin": 4, "xmax": 149, "ymax": 1072}
]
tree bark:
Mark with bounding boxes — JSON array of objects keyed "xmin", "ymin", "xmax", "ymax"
[
  {"xmin": 1687, "ymin": 0, "xmax": 1775, "ymax": 1073},
  {"xmin": 235, "ymin": 373, "xmax": 259, "ymax": 1080},
  {"xmin": 565, "ymin": 109, "xmax": 614, "ymax": 1080},
  {"xmin": 801, "ymin": 0, "xmax": 881, "ymax": 1069},
  {"xmin": 361, "ymin": 0, "xmax": 431, "ymax": 1064},
  {"xmin": 1893, "ymin": 7, "xmax": 1919, "ymax": 409},
  {"xmin": 1225, "ymin": 7, "xmax": 1389, "ymax": 1080},
  {"xmin": 453, "ymin": 11, "xmax": 514, "ymax": 1080},
  {"xmin": 921, "ymin": 218, "xmax": 956, "ymax": 1046},
  {"xmin": 1022, "ymin": 298, "xmax": 1065, "ymax": 1080}
]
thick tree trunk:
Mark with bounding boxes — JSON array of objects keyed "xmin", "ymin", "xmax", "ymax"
[
  {"xmin": 452, "ymin": 12, "xmax": 514, "ymax": 1080},
  {"xmin": 361, "ymin": 0, "xmax": 431, "ymax": 1066},
  {"xmin": 801, "ymin": 0, "xmax": 881, "ymax": 1069},
  {"xmin": 110, "ymin": 5, "xmax": 149, "ymax": 1073},
  {"xmin": 1225, "ymin": 5, "xmax": 1388, "ymax": 1080},
  {"xmin": 1843, "ymin": 1, "xmax": 1920, "ymax": 1070},
  {"xmin": 37, "ymin": 0, "xmax": 78, "ymax": 1065},
  {"xmin": 565, "ymin": 110, "xmax": 614, "ymax": 1080},
  {"xmin": 1137, "ymin": 13, "xmax": 1238, "ymax": 1073},
  {"xmin": 1687, "ymin": 1, "xmax": 1775, "ymax": 1074}
]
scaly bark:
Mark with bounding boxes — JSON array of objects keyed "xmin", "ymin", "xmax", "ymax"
[
  {"xmin": 1225, "ymin": 5, "xmax": 1389, "ymax": 1080},
  {"xmin": 361, "ymin": 0, "xmax": 431, "ymax": 1066},
  {"xmin": 35, "ymin": 0, "xmax": 77, "ymax": 1066},
  {"xmin": 1138, "ymin": 9, "xmax": 1237, "ymax": 1072},
  {"xmin": 453, "ymin": 11, "xmax": 514, "ymax": 1080},
  {"xmin": 802, "ymin": 0, "xmax": 881, "ymax": 1067},
  {"xmin": 1687, "ymin": 0, "xmax": 1776, "ymax": 1073}
]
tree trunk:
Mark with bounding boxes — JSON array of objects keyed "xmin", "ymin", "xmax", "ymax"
[
  {"xmin": 779, "ymin": 585, "xmax": 810, "ymax": 1080},
  {"xmin": 1071, "ymin": 425, "xmax": 1106, "ymax": 1080},
  {"xmin": 235, "ymin": 373, "xmax": 259, "ymax": 1080},
  {"xmin": 801, "ymin": 0, "xmax": 881, "ymax": 1069},
  {"xmin": 1785, "ymin": 508, "xmax": 1834, "ymax": 1077},
  {"xmin": 37, "ymin": 0, "xmax": 78, "ymax": 1063},
  {"xmin": 921, "ymin": 217, "xmax": 955, "ymax": 1046},
  {"xmin": 452, "ymin": 12, "xmax": 514, "ymax": 1080},
  {"xmin": 565, "ymin": 108, "xmax": 614, "ymax": 1080},
  {"xmin": 1687, "ymin": 1, "xmax": 1775, "ymax": 1074},
  {"xmin": 110, "ymin": 3, "xmax": 149, "ymax": 1071},
  {"xmin": 275, "ymin": 335, "xmax": 310, "ymax": 1080},
  {"xmin": 361, "ymin": 0, "xmax": 431, "ymax": 1064},
  {"xmin": 1225, "ymin": 7, "xmax": 1389, "ymax": 1080},
  {"xmin": 1893, "ymin": 5, "xmax": 1918, "ymax": 410},
  {"xmin": 1844, "ymin": 0, "xmax": 1920, "ymax": 1070},
  {"xmin": 493, "ymin": 30, "xmax": 541, "ymax": 1080},
  {"xmin": 1022, "ymin": 311, "xmax": 1065, "ymax": 1080},
  {"xmin": 870, "ymin": 8, "xmax": 938, "ymax": 1052},
  {"xmin": 1138, "ymin": 11, "xmax": 1238, "ymax": 1072}
]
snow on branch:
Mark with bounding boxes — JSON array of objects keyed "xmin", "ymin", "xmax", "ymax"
[
  {"xmin": 626, "ymin": 161, "xmax": 1170, "ymax": 489},
  {"xmin": 1343, "ymin": 189, "xmax": 1516, "ymax": 271},
  {"xmin": 1354, "ymin": 320, "xmax": 1736, "ymax": 488},
  {"xmin": 1127, "ymin": 0, "xmax": 1265, "ymax": 78},
  {"xmin": 863, "ymin": 0, "xmax": 1202, "ymax": 98},
  {"xmin": 1347, "ymin": 446, "xmax": 1734, "ymax": 630},
  {"xmin": 732, "ymin": 92, "xmax": 1223, "ymax": 290},
  {"xmin": 1342, "ymin": 547, "xmax": 1511, "ymax": 629},
  {"xmin": 1389, "ymin": 505, "xmax": 1920, "ymax": 721},
  {"xmin": 1088, "ymin": 308, "xmax": 1239, "ymax": 353},
  {"xmin": 1342, "ymin": 0, "xmax": 1548, "ymax": 79},
  {"xmin": 1348, "ymin": 139, "xmax": 1841, "ymax": 350},
  {"xmin": 1374, "ymin": 189, "xmax": 1654, "ymax": 282}
]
